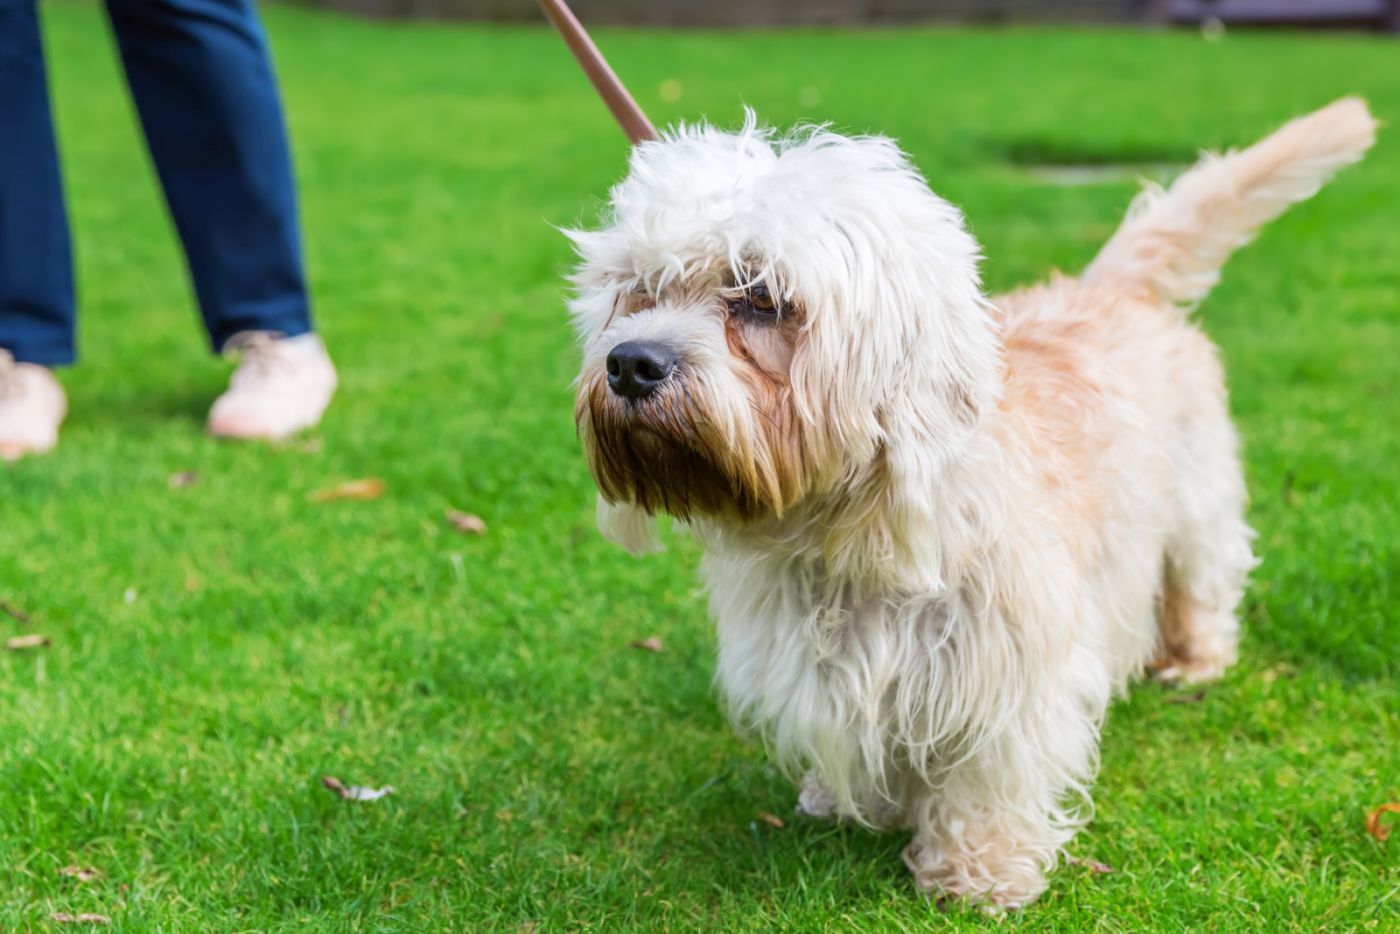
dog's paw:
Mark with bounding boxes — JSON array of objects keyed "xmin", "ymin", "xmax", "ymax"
[
  {"xmin": 1151, "ymin": 657, "xmax": 1230, "ymax": 685},
  {"xmin": 1152, "ymin": 601, "xmax": 1238, "ymax": 684},
  {"xmin": 1150, "ymin": 636, "xmax": 1236, "ymax": 684},
  {"xmin": 902, "ymin": 839, "xmax": 1047, "ymax": 910},
  {"xmin": 795, "ymin": 773, "xmax": 840, "ymax": 820}
]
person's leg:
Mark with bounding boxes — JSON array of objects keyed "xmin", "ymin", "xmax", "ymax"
[
  {"xmin": 0, "ymin": 0, "xmax": 77, "ymax": 367},
  {"xmin": 103, "ymin": 0, "xmax": 314, "ymax": 350},
  {"xmin": 0, "ymin": 1, "xmax": 73, "ymax": 460},
  {"xmin": 104, "ymin": 0, "xmax": 333, "ymax": 440}
]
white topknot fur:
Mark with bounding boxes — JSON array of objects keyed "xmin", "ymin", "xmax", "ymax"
[{"xmin": 567, "ymin": 99, "xmax": 1375, "ymax": 907}]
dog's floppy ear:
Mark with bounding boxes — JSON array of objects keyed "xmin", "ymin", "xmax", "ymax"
[
  {"xmin": 782, "ymin": 132, "xmax": 1001, "ymax": 594},
  {"xmin": 868, "ymin": 270, "xmax": 1001, "ymax": 593},
  {"xmin": 790, "ymin": 283, "xmax": 996, "ymax": 595},
  {"xmin": 596, "ymin": 496, "xmax": 664, "ymax": 554},
  {"xmin": 875, "ymin": 364, "xmax": 988, "ymax": 593}
]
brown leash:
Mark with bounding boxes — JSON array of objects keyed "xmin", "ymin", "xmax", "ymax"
[{"xmin": 535, "ymin": 0, "xmax": 658, "ymax": 145}]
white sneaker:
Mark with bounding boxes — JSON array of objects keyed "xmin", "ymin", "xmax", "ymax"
[
  {"xmin": 207, "ymin": 332, "xmax": 337, "ymax": 441},
  {"xmin": 0, "ymin": 349, "xmax": 67, "ymax": 462}
]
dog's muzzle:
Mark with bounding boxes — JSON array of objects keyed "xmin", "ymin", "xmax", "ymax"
[{"xmin": 606, "ymin": 340, "xmax": 677, "ymax": 400}]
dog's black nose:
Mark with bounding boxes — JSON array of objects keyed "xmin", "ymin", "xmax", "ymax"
[{"xmin": 606, "ymin": 341, "xmax": 677, "ymax": 400}]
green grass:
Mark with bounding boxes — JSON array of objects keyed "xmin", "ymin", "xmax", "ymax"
[{"xmin": 2, "ymin": 3, "xmax": 1398, "ymax": 930}]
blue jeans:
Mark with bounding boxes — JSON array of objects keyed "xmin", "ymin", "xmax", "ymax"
[{"xmin": 0, "ymin": 0, "xmax": 313, "ymax": 365}]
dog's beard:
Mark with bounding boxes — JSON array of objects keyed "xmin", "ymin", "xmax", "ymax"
[{"xmin": 576, "ymin": 368, "xmax": 804, "ymax": 522}]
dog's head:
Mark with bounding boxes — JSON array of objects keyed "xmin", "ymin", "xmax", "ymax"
[{"xmin": 568, "ymin": 116, "xmax": 1001, "ymax": 575}]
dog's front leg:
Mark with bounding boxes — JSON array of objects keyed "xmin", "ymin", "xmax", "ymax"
[
  {"xmin": 901, "ymin": 774, "xmax": 1069, "ymax": 908},
  {"xmin": 899, "ymin": 688, "xmax": 1099, "ymax": 909},
  {"xmin": 901, "ymin": 805, "xmax": 1062, "ymax": 909},
  {"xmin": 795, "ymin": 771, "xmax": 908, "ymax": 827},
  {"xmin": 795, "ymin": 772, "xmax": 842, "ymax": 820}
]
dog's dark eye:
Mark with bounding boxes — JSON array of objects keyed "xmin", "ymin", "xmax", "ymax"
[
  {"xmin": 729, "ymin": 283, "xmax": 781, "ymax": 320},
  {"xmin": 750, "ymin": 284, "xmax": 777, "ymax": 313}
]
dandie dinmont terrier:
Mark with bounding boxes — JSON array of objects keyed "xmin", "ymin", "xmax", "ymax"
[{"xmin": 567, "ymin": 98, "xmax": 1374, "ymax": 907}]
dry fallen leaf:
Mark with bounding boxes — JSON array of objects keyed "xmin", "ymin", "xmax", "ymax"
[
  {"xmin": 1165, "ymin": 690, "xmax": 1207, "ymax": 705},
  {"xmin": 629, "ymin": 636, "xmax": 664, "ymax": 653},
  {"xmin": 168, "ymin": 470, "xmax": 199, "ymax": 489},
  {"xmin": 310, "ymin": 478, "xmax": 385, "ymax": 503},
  {"xmin": 58, "ymin": 866, "xmax": 102, "ymax": 883},
  {"xmin": 49, "ymin": 914, "xmax": 110, "ymax": 925},
  {"xmin": 1366, "ymin": 803, "xmax": 1400, "ymax": 842},
  {"xmin": 5, "ymin": 633, "xmax": 50, "ymax": 651},
  {"xmin": 322, "ymin": 775, "xmax": 395, "ymax": 802},
  {"xmin": 0, "ymin": 599, "xmax": 30, "ymax": 623},
  {"xmin": 445, "ymin": 509, "xmax": 487, "ymax": 535},
  {"xmin": 757, "ymin": 812, "xmax": 785, "ymax": 829},
  {"xmin": 1066, "ymin": 855, "xmax": 1115, "ymax": 874}
]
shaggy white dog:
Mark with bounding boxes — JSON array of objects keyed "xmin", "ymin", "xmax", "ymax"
[{"xmin": 567, "ymin": 99, "xmax": 1374, "ymax": 907}]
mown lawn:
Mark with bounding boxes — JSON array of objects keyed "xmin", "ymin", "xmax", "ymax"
[{"xmin": 2, "ymin": 3, "xmax": 1398, "ymax": 930}]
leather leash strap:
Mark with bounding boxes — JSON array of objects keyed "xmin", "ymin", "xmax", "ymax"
[{"xmin": 535, "ymin": 0, "xmax": 658, "ymax": 144}]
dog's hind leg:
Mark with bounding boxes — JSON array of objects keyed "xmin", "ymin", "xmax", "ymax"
[
  {"xmin": 1152, "ymin": 582, "xmax": 1240, "ymax": 683},
  {"xmin": 1152, "ymin": 402, "xmax": 1256, "ymax": 684},
  {"xmin": 1153, "ymin": 557, "xmax": 1250, "ymax": 684}
]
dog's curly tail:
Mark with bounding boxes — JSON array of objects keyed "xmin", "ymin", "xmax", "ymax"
[{"xmin": 1084, "ymin": 97, "xmax": 1376, "ymax": 309}]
